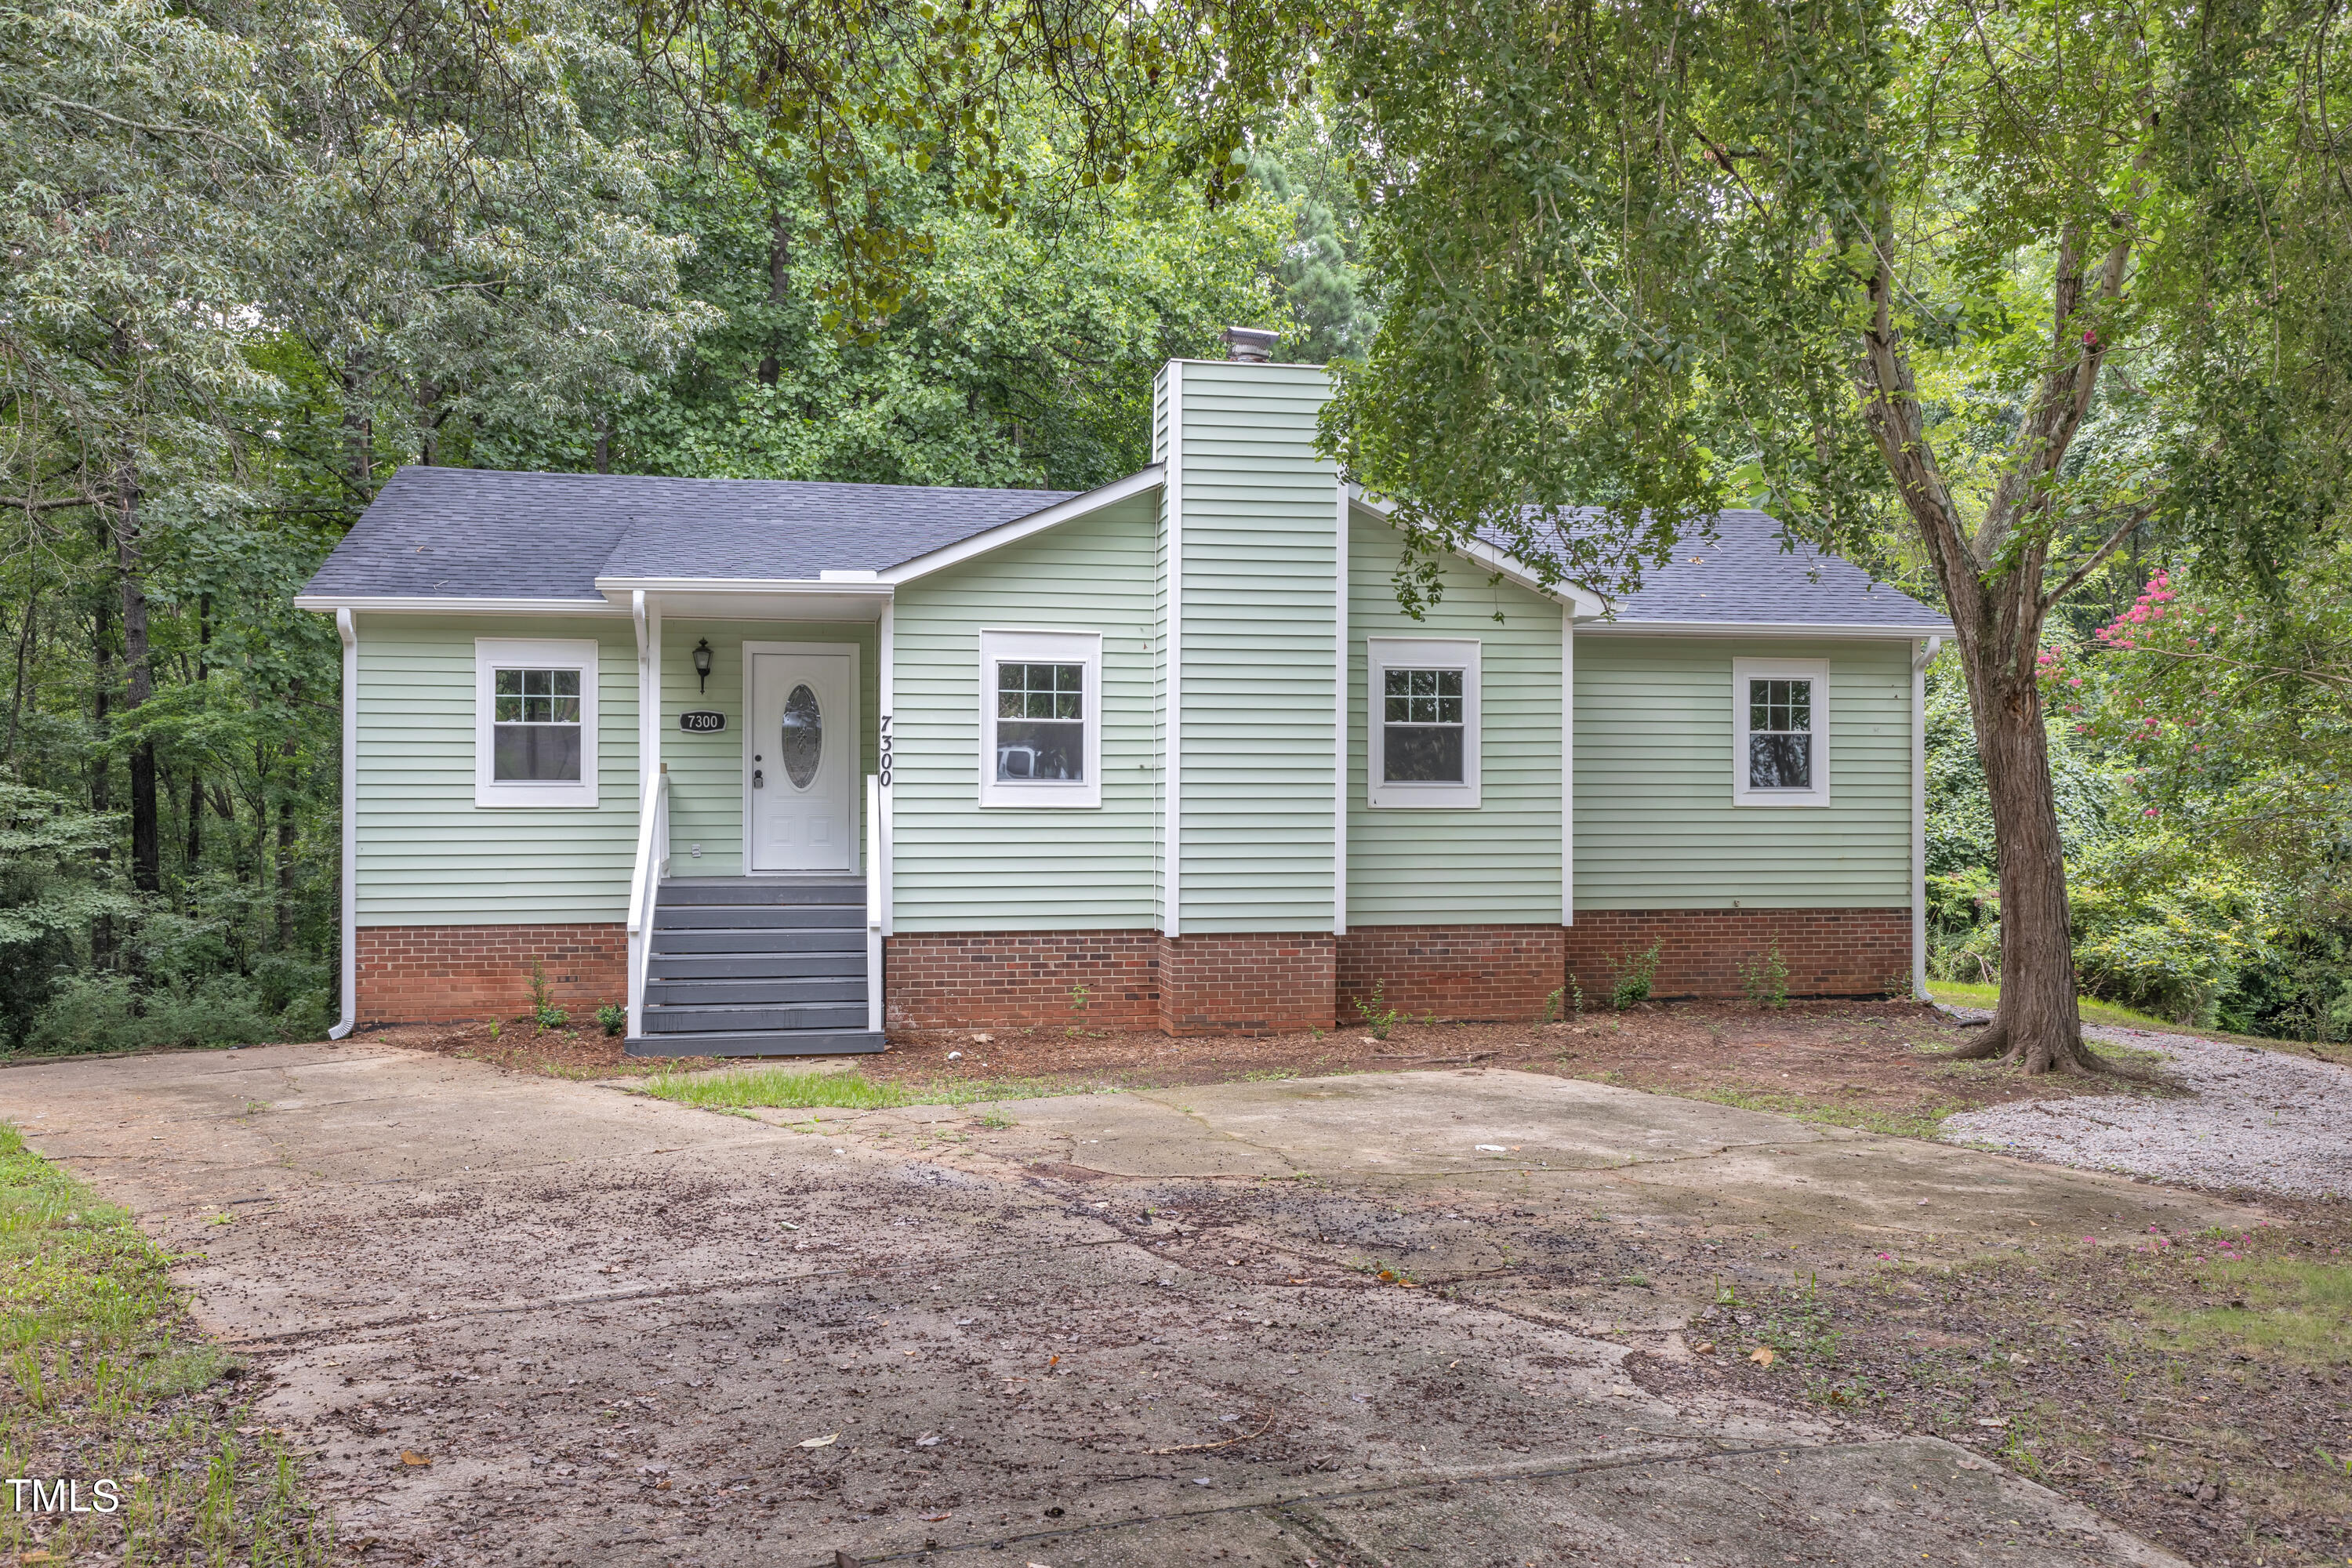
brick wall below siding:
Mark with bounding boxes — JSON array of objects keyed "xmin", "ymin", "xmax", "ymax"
[
  {"xmin": 1562, "ymin": 909, "xmax": 1911, "ymax": 1002},
  {"xmin": 884, "ymin": 931, "xmax": 1160, "ymax": 1031},
  {"xmin": 356, "ymin": 924, "xmax": 627, "ymax": 1023},
  {"xmin": 1156, "ymin": 934, "xmax": 1338, "ymax": 1036},
  {"xmin": 1338, "ymin": 924, "xmax": 1567, "ymax": 1025}
]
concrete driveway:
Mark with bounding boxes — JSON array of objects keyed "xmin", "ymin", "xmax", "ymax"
[{"xmin": 9, "ymin": 1043, "xmax": 2251, "ymax": 1567}]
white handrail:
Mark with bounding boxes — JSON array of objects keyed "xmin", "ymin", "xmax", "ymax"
[
  {"xmin": 626, "ymin": 768, "xmax": 669, "ymax": 1041},
  {"xmin": 865, "ymin": 772, "xmax": 883, "ymax": 1036}
]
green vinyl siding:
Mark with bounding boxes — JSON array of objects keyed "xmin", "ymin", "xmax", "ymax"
[
  {"xmin": 1347, "ymin": 510, "xmax": 1564, "ymax": 925},
  {"xmin": 657, "ymin": 619, "xmax": 877, "ymax": 877},
  {"xmin": 1573, "ymin": 636, "xmax": 1915, "ymax": 909},
  {"xmin": 890, "ymin": 495, "xmax": 1162, "ymax": 931},
  {"xmin": 352, "ymin": 613, "xmax": 638, "ymax": 924},
  {"xmin": 1174, "ymin": 361, "xmax": 1338, "ymax": 933}
]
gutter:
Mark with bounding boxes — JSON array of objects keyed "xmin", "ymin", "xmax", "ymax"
[{"xmin": 1578, "ymin": 619, "xmax": 1958, "ymax": 640}]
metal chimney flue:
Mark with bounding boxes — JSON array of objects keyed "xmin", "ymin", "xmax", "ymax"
[{"xmin": 1221, "ymin": 326, "xmax": 1278, "ymax": 364}]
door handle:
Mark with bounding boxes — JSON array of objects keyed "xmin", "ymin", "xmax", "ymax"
[{"xmin": 753, "ymin": 768, "xmax": 764, "ymax": 789}]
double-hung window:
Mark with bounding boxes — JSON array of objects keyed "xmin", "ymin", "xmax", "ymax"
[
  {"xmin": 475, "ymin": 638, "xmax": 599, "ymax": 807},
  {"xmin": 978, "ymin": 629, "xmax": 1102, "ymax": 807},
  {"xmin": 1731, "ymin": 657, "xmax": 1830, "ymax": 807},
  {"xmin": 1366, "ymin": 637, "xmax": 1482, "ymax": 808}
]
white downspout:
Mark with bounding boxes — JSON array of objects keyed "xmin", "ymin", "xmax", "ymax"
[
  {"xmin": 330, "ymin": 609, "xmax": 358, "ymax": 1040},
  {"xmin": 1562, "ymin": 604, "xmax": 1575, "ymax": 928},
  {"xmin": 1332, "ymin": 480, "xmax": 1348, "ymax": 938},
  {"xmin": 1911, "ymin": 634, "xmax": 1940, "ymax": 999}
]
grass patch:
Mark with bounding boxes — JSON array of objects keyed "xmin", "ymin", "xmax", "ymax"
[
  {"xmin": 635, "ymin": 1066, "xmax": 1105, "ymax": 1113},
  {"xmin": 641, "ymin": 1066, "xmax": 912, "ymax": 1110},
  {"xmin": 1, "ymin": 1123, "xmax": 333, "ymax": 1565},
  {"xmin": 1680, "ymin": 1085, "xmax": 1966, "ymax": 1141},
  {"xmin": 2147, "ymin": 1234, "xmax": 2352, "ymax": 1370}
]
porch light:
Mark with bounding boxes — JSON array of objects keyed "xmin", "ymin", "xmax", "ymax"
[{"xmin": 693, "ymin": 638, "xmax": 713, "ymax": 692}]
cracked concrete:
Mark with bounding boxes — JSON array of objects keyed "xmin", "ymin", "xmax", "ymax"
[{"xmin": 5, "ymin": 1042, "xmax": 2257, "ymax": 1566}]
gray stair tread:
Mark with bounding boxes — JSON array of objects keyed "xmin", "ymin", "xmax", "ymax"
[
  {"xmin": 648, "ymin": 929, "xmax": 865, "ymax": 954},
  {"xmin": 658, "ymin": 879, "xmax": 862, "ymax": 906},
  {"xmin": 648, "ymin": 953, "xmax": 868, "ymax": 980},
  {"xmin": 623, "ymin": 1029, "xmax": 884, "ymax": 1058},
  {"xmin": 641, "ymin": 1003, "xmax": 869, "ymax": 1032},
  {"xmin": 644, "ymin": 978, "xmax": 867, "ymax": 1006},
  {"xmin": 655, "ymin": 905, "xmax": 864, "ymax": 930}
]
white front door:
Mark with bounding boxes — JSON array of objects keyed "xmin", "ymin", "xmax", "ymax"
[{"xmin": 746, "ymin": 645, "xmax": 857, "ymax": 873}]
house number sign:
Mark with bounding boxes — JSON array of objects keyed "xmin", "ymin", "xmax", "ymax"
[{"xmin": 678, "ymin": 710, "xmax": 727, "ymax": 733}]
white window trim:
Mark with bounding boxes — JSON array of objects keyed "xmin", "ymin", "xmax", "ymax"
[
  {"xmin": 1732, "ymin": 655, "xmax": 1831, "ymax": 808},
  {"xmin": 1367, "ymin": 637, "xmax": 1483, "ymax": 809},
  {"xmin": 978, "ymin": 628, "xmax": 1102, "ymax": 808},
  {"xmin": 475, "ymin": 637, "xmax": 600, "ymax": 808}
]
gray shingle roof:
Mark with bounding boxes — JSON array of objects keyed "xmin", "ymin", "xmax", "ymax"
[
  {"xmin": 303, "ymin": 469, "xmax": 1948, "ymax": 634},
  {"xmin": 1607, "ymin": 510, "xmax": 1947, "ymax": 630},
  {"xmin": 299, "ymin": 467, "xmax": 1077, "ymax": 601},
  {"xmin": 1475, "ymin": 506, "xmax": 1948, "ymax": 631}
]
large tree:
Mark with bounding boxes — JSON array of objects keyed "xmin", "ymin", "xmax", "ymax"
[{"xmin": 1319, "ymin": 0, "xmax": 2352, "ymax": 1072}]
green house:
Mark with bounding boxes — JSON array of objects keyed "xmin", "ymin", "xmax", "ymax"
[{"xmin": 296, "ymin": 344, "xmax": 1951, "ymax": 1055}]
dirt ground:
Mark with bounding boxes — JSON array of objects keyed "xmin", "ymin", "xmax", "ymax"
[
  {"xmin": 10, "ymin": 1040, "xmax": 2283, "ymax": 1568},
  {"xmin": 373, "ymin": 998, "xmax": 2172, "ymax": 1140}
]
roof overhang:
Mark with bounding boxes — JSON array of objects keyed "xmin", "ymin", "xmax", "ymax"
[
  {"xmin": 590, "ymin": 578, "xmax": 894, "ymax": 621},
  {"xmin": 1346, "ymin": 490, "xmax": 1611, "ymax": 618},
  {"xmin": 1577, "ymin": 618, "xmax": 1956, "ymax": 639},
  {"xmin": 293, "ymin": 594, "xmax": 626, "ymax": 615},
  {"xmin": 881, "ymin": 465, "xmax": 1164, "ymax": 584}
]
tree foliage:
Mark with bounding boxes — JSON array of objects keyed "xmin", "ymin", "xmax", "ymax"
[{"xmin": 1316, "ymin": 0, "xmax": 2352, "ymax": 1070}]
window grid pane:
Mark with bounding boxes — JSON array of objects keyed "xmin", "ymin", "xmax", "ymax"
[
  {"xmin": 995, "ymin": 661, "xmax": 1086, "ymax": 782},
  {"xmin": 999, "ymin": 662, "xmax": 1083, "ymax": 722},
  {"xmin": 1381, "ymin": 666, "xmax": 1468, "ymax": 782},
  {"xmin": 1746, "ymin": 677, "xmax": 1813, "ymax": 790},
  {"xmin": 492, "ymin": 667, "xmax": 585, "ymax": 781}
]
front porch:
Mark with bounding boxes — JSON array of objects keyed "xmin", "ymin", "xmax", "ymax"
[{"xmin": 622, "ymin": 608, "xmax": 887, "ymax": 1055}]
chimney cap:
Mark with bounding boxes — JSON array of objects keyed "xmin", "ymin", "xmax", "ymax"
[{"xmin": 1221, "ymin": 325, "xmax": 1279, "ymax": 363}]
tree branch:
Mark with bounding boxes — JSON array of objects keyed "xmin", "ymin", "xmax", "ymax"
[{"xmin": 2038, "ymin": 504, "xmax": 2154, "ymax": 613}]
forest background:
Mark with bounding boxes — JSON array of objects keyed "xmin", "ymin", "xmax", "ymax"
[{"xmin": 3, "ymin": 0, "xmax": 2345, "ymax": 1054}]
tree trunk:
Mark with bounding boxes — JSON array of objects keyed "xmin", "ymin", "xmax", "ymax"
[
  {"xmin": 116, "ymin": 466, "xmax": 160, "ymax": 893},
  {"xmin": 91, "ymin": 565, "xmax": 116, "ymax": 968},
  {"xmin": 276, "ymin": 790, "xmax": 296, "ymax": 949},
  {"xmin": 186, "ymin": 593, "xmax": 208, "ymax": 871},
  {"xmin": 1854, "ymin": 234, "xmax": 2112, "ymax": 1075},
  {"xmin": 1947, "ymin": 644, "xmax": 2102, "ymax": 1071},
  {"xmin": 4, "ymin": 592, "xmax": 33, "ymax": 760},
  {"xmin": 341, "ymin": 354, "xmax": 375, "ymax": 514},
  {"xmin": 757, "ymin": 205, "xmax": 789, "ymax": 386}
]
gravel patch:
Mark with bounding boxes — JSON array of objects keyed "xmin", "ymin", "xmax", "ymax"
[{"xmin": 1942, "ymin": 1024, "xmax": 2352, "ymax": 1198}]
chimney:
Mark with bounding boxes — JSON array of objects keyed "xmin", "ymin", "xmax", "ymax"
[{"xmin": 1221, "ymin": 325, "xmax": 1279, "ymax": 364}]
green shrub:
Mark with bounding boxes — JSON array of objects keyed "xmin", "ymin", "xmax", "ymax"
[
  {"xmin": 596, "ymin": 1003, "xmax": 627, "ymax": 1037},
  {"xmin": 1607, "ymin": 943, "xmax": 1661, "ymax": 1011},
  {"xmin": 1739, "ymin": 942, "xmax": 1789, "ymax": 1007}
]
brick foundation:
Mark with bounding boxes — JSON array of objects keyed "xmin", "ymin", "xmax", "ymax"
[
  {"xmin": 1561, "ymin": 909, "xmax": 1911, "ymax": 1002},
  {"xmin": 1156, "ymin": 933, "xmax": 1338, "ymax": 1036},
  {"xmin": 355, "ymin": 923, "xmax": 628, "ymax": 1023},
  {"xmin": 1337, "ymin": 924, "xmax": 1569, "ymax": 1024},
  {"xmin": 883, "ymin": 931, "xmax": 1160, "ymax": 1031}
]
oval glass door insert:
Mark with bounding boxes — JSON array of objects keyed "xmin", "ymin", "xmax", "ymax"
[{"xmin": 780, "ymin": 683, "xmax": 822, "ymax": 789}]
